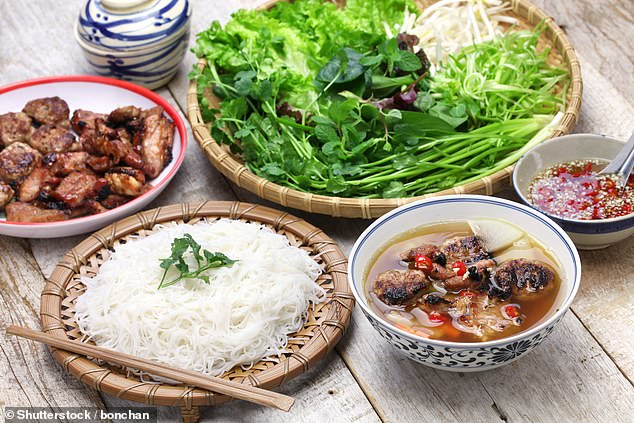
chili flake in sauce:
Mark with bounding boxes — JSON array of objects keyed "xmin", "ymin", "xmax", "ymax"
[{"xmin": 528, "ymin": 159, "xmax": 634, "ymax": 220}]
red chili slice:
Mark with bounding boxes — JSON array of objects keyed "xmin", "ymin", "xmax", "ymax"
[
  {"xmin": 452, "ymin": 261, "xmax": 467, "ymax": 276},
  {"xmin": 459, "ymin": 290, "xmax": 475, "ymax": 299},
  {"xmin": 414, "ymin": 253, "xmax": 433, "ymax": 272},
  {"xmin": 504, "ymin": 305, "xmax": 521, "ymax": 319},
  {"xmin": 556, "ymin": 166, "xmax": 568, "ymax": 176},
  {"xmin": 428, "ymin": 311, "xmax": 445, "ymax": 323}
]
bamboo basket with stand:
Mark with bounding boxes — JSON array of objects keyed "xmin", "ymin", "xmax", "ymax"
[
  {"xmin": 40, "ymin": 202, "xmax": 354, "ymax": 423},
  {"xmin": 187, "ymin": 0, "xmax": 582, "ymax": 218}
]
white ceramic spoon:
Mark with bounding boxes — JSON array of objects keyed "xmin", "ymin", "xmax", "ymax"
[{"xmin": 599, "ymin": 132, "xmax": 634, "ymax": 186}]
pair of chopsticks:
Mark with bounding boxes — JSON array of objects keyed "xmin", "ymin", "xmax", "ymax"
[{"xmin": 6, "ymin": 325, "xmax": 294, "ymax": 412}]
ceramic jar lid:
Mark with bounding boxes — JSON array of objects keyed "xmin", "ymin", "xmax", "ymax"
[{"xmin": 77, "ymin": 0, "xmax": 191, "ymax": 51}]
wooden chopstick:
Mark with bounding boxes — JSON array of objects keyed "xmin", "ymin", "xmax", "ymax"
[{"xmin": 6, "ymin": 325, "xmax": 294, "ymax": 412}]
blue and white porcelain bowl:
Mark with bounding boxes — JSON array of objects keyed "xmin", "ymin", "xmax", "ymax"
[
  {"xmin": 513, "ymin": 134, "xmax": 634, "ymax": 250},
  {"xmin": 75, "ymin": 0, "xmax": 191, "ymax": 89},
  {"xmin": 348, "ymin": 195, "xmax": 581, "ymax": 371}
]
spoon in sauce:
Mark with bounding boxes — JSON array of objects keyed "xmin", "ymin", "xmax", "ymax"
[{"xmin": 599, "ymin": 133, "xmax": 634, "ymax": 187}]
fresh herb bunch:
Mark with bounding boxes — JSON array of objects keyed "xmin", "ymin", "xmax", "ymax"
[
  {"xmin": 191, "ymin": 0, "xmax": 569, "ymax": 198},
  {"xmin": 423, "ymin": 24, "xmax": 569, "ymax": 129},
  {"xmin": 158, "ymin": 234, "xmax": 236, "ymax": 289}
]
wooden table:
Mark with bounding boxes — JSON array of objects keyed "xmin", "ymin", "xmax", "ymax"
[{"xmin": 1, "ymin": 1, "xmax": 633, "ymax": 422}]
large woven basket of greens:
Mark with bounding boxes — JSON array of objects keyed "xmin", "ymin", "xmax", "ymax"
[{"xmin": 187, "ymin": 0, "xmax": 581, "ymax": 218}]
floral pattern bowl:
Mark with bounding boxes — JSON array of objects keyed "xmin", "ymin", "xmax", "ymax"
[{"xmin": 348, "ymin": 195, "xmax": 581, "ymax": 371}]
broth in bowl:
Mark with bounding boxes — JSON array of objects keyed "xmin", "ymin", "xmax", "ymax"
[{"xmin": 365, "ymin": 219, "xmax": 563, "ymax": 343}]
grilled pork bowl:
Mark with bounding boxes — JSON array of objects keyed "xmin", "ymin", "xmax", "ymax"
[{"xmin": 348, "ymin": 195, "xmax": 581, "ymax": 371}]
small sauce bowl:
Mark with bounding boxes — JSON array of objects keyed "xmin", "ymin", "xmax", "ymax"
[{"xmin": 513, "ymin": 133, "xmax": 634, "ymax": 250}]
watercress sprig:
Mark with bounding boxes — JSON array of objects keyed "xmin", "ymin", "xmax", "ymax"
[{"xmin": 157, "ymin": 234, "xmax": 237, "ymax": 289}]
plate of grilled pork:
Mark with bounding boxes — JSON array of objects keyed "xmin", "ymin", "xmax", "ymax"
[{"xmin": 0, "ymin": 75, "xmax": 187, "ymax": 238}]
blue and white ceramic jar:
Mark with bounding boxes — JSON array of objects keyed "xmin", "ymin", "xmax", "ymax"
[{"xmin": 75, "ymin": 0, "xmax": 192, "ymax": 89}]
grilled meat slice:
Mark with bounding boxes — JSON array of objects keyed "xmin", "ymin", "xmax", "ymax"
[
  {"xmin": 0, "ymin": 183, "xmax": 15, "ymax": 209},
  {"xmin": 0, "ymin": 112, "xmax": 34, "ymax": 147},
  {"xmin": 116, "ymin": 127, "xmax": 132, "ymax": 145},
  {"xmin": 5, "ymin": 201, "xmax": 68, "ymax": 222},
  {"xmin": 53, "ymin": 172, "xmax": 102, "ymax": 208},
  {"xmin": 428, "ymin": 263, "xmax": 455, "ymax": 280},
  {"xmin": 86, "ymin": 199, "xmax": 108, "ymax": 214},
  {"xmin": 141, "ymin": 112, "xmax": 174, "ymax": 178},
  {"xmin": 83, "ymin": 118, "xmax": 144, "ymax": 169},
  {"xmin": 108, "ymin": 105, "xmax": 142, "ymax": 124},
  {"xmin": 69, "ymin": 199, "xmax": 108, "ymax": 218},
  {"xmin": 84, "ymin": 134, "xmax": 144, "ymax": 169},
  {"xmin": 491, "ymin": 259, "xmax": 555, "ymax": 300},
  {"xmin": 18, "ymin": 167, "xmax": 59, "ymax": 202},
  {"xmin": 417, "ymin": 293, "xmax": 452, "ymax": 314},
  {"xmin": 400, "ymin": 244, "xmax": 441, "ymax": 262},
  {"xmin": 29, "ymin": 125, "xmax": 76, "ymax": 154},
  {"xmin": 420, "ymin": 291, "xmax": 520, "ymax": 339},
  {"xmin": 401, "ymin": 237, "xmax": 495, "ymax": 291},
  {"xmin": 22, "ymin": 97, "xmax": 70, "ymax": 126},
  {"xmin": 100, "ymin": 194, "xmax": 131, "ymax": 209},
  {"xmin": 86, "ymin": 155, "xmax": 115, "ymax": 173},
  {"xmin": 105, "ymin": 167, "xmax": 147, "ymax": 196},
  {"xmin": 402, "ymin": 236, "xmax": 490, "ymax": 268},
  {"xmin": 0, "ymin": 142, "xmax": 42, "ymax": 183},
  {"xmin": 442, "ymin": 259, "xmax": 496, "ymax": 292},
  {"xmin": 47, "ymin": 151, "xmax": 92, "ymax": 176},
  {"xmin": 443, "ymin": 277, "xmax": 485, "ymax": 292},
  {"xmin": 71, "ymin": 109, "xmax": 107, "ymax": 135},
  {"xmin": 95, "ymin": 118, "xmax": 118, "ymax": 139},
  {"xmin": 141, "ymin": 107, "xmax": 163, "ymax": 118},
  {"xmin": 443, "ymin": 236, "xmax": 491, "ymax": 264},
  {"xmin": 373, "ymin": 269, "xmax": 428, "ymax": 305},
  {"xmin": 127, "ymin": 118, "xmax": 145, "ymax": 150}
]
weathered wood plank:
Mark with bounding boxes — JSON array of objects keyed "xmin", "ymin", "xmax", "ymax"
[
  {"xmin": 3, "ymin": 0, "xmax": 634, "ymax": 422},
  {"xmin": 337, "ymin": 308, "xmax": 634, "ymax": 423},
  {"xmin": 575, "ymin": 239, "xmax": 634, "ymax": 382},
  {"xmin": 201, "ymin": 353, "xmax": 379, "ymax": 423},
  {"xmin": 531, "ymin": 0, "xmax": 634, "ymax": 101},
  {"xmin": 571, "ymin": 56, "xmax": 634, "ymax": 140},
  {"xmin": 0, "ymin": 236, "xmax": 107, "ymax": 417},
  {"xmin": 92, "ymin": 351, "xmax": 380, "ymax": 423},
  {"xmin": 0, "ymin": 0, "xmax": 91, "ymax": 80}
]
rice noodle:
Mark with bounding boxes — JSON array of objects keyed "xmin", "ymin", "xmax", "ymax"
[{"xmin": 74, "ymin": 219, "xmax": 326, "ymax": 377}]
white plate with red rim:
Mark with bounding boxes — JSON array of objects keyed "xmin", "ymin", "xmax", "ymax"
[{"xmin": 0, "ymin": 75, "xmax": 187, "ymax": 238}]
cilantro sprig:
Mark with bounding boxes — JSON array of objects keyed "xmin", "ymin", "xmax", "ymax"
[{"xmin": 157, "ymin": 234, "xmax": 237, "ymax": 289}]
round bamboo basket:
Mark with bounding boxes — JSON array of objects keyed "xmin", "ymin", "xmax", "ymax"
[
  {"xmin": 40, "ymin": 201, "xmax": 353, "ymax": 423},
  {"xmin": 187, "ymin": 0, "xmax": 582, "ymax": 218}
]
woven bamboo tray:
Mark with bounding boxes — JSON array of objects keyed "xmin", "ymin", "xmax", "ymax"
[
  {"xmin": 187, "ymin": 0, "xmax": 582, "ymax": 218},
  {"xmin": 40, "ymin": 201, "xmax": 353, "ymax": 423}
]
